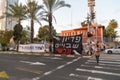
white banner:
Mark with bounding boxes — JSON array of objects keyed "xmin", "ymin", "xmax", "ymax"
[{"xmin": 19, "ymin": 44, "xmax": 48, "ymax": 52}]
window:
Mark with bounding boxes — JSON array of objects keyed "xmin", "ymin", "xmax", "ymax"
[
  {"xmin": 72, "ymin": 32, "xmax": 76, "ymax": 36},
  {"xmin": 64, "ymin": 33, "xmax": 68, "ymax": 36}
]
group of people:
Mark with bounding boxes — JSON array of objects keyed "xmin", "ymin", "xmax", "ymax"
[{"xmin": 83, "ymin": 42, "xmax": 101, "ymax": 64}]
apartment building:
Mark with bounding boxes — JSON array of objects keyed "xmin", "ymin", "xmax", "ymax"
[{"xmin": 0, "ymin": 0, "xmax": 19, "ymax": 31}]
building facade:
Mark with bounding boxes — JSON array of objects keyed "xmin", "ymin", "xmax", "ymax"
[
  {"xmin": 61, "ymin": 26, "xmax": 104, "ymax": 43},
  {"xmin": 0, "ymin": 0, "xmax": 19, "ymax": 31}
]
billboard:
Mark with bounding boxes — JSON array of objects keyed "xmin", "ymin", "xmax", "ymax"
[{"xmin": 53, "ymin": 34, "xmax": 83, "ymax": 54}]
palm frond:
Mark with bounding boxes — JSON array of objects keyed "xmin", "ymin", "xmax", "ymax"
[
  {"xmin": 53, "ymin": 1, "xmax": 71, "ymax": 11},
  {"xmin": 42, "ymin": 0, "xmax": 71, "ymax": 23},
  {"xmin": 7, "ymin": 3, "xmax": 27, "ymax": 21}
]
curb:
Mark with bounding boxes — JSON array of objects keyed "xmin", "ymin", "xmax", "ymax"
[{"xmin": 0, "ymin": 51, "xmax": 91, "ymax": 58}]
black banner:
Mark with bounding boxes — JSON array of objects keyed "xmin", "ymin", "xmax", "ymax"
[{"xmin": 53, "ymin": 34, "xmax": 83, "ymax": 54}]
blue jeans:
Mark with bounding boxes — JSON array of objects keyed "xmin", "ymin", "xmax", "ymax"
[{"xmin": 96, "ymin": 56, "xmax": 99, "ymax": 63}]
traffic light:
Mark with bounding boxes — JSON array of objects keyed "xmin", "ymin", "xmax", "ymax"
[
  {"xmin": 87, "ymin": 31, "xmax": 93, "ymax": 37},
  {"xmin": 91, "ymin": 12, "xmax": 95, "ymax": 19}
]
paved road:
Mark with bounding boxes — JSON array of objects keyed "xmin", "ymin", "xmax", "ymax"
[
  {"xmin": 66, "ymin": 53, "xmax": 120, "ymax": 80},
  {"xmin": 0, "ymin": 52, "xmax": 120, "ymax": 80}
]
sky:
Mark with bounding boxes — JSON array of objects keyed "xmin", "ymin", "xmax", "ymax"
[{"xmin": 19, "ymin": 0, "xmax": 120, "ymax": 37}]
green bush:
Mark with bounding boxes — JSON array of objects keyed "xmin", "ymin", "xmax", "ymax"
[{"xmin": 0, "ymin": 41, "xmax": 8, "ymax": 51}]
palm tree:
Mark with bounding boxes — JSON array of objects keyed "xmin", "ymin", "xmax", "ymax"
[
  {"xmin": 8, "ymin": 3, "xmax": 27, "ymax": 24},
  {"xmin": 106, "ymin": 28, "xmax": 117, "ymax": 42},
  {"xmin": 105, "ymin": 19, "xmax": 118, "ymax": 42},
  {"xmin": 108, "ymin": 19, "xmax": 118, "ymax": 29},
  {"xmin": 7, "ymin": 3, "xmax": 27, "ymax": 51},
  {"xmin": 42, "ymin": 0, "xmax": 71, "ymax": 52},
  {"xmin": 25, "ymin": 0, "xmax": 43, "ymax": 43}
]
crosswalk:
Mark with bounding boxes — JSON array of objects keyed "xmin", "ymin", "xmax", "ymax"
[{"xmin": 69, "ymin": 55, "xmax": 120, "ymax": 80}]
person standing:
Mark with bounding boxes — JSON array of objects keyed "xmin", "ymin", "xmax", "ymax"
[{"xmin": 94, "ymin": 44, "xmax": 100, "ymax": 64}]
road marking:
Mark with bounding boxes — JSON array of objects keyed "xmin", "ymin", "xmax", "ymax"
[
  {"xmin": 99, "ymin": 56, "xmax": 120, "ymax": 60},
  {"xmin": 67, "ymin": 55, "xmax": 75, "ymax": 57},
  {"xmin": 32, "ymin": 57, "xmax": 81, "ymax": 80},
  {"xmin": 82, "ymin": 56, "xmax": 91, "ymax": 58},
  {"xmin": 45, "ymin": 57, "xmax": 63, "ymax": 60},
  {"xmin": 56, "ymin": 65, "xmax": 65, "ymax": 69},
  {"xmin": 16, "ymin": 67, "xmax": 42, "ymax": 74},
  {"xmin": 90, "ymin": 58, "xmax": 120, "ymax": 62},
  {"xmin": 32, "ymin": 77, "xmax": 40, "ymax": 80},
  {"xmin": 0, "ymin": 71, "xmax": 9, "ymax": 79},
  {"xmin": 44, "ymin": 71, "xmax": 52, "ymax": 75},
  {"xmin": 51, "ymin": 57, "xmax": 62, "ymax": 60},
  {"xmin": 88, "ymin": 76, "xmax": 103, "ymax": 80},
  {"xmin": 66, "ymin": 61, "xmax": 73, "ymax": 65},
  {"xmin": 85, "ymin": 62, "xmax": 120, "ymax": 68},
  {"xmin": 20, "ymin": 61, "xmax": 46, "ymax": 65},
  {"xmin": 81, "ymin": 64, "xmax": 103, "ymax": 69},
  {"xmin": 94, "ymin": 66, "xmax": 103, "ymax": 69},
  {"xmin": 69, "ymin": 73, "xmax": 104, "ymax": 80},
  {"xmin": 88, "ymin": 60, "xmax": 120, "ymax": 64},
  {"xmin": 81, "ymin": 64, "xmax": 120, "ymax": 70},
  {"xmin": 76, "ymin": 68, "xmax": 120, "ymax": 76},
  {"xmin": 54, "ymin": 54, "xmax": 61, "ymax": 57},
  {"xmin": 73, "ymin": 58, "xmax": 79, "ymax": 62},
  {"xmin": 30, "ymin": 62, "xmax": 46, "ymax": 65},
  {"xmin": 99, "ymin": 63, "xmax": 120, "ymax": 67},
  {"xmin": 69, "ymin": 73, "xmax": 87, "ymax": 78}
]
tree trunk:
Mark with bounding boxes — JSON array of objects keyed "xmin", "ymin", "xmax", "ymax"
[
  {"xmin": 48, "ymin": 13, "xmax": 53, "ymax": 53},
  {"xmin": 16, "ymin": 36, "xmax": 20, "ymax": 52},
  {"xmin": 31, "ymin": 19, "xmax": 34, "ymax": 43},
  {"xmin": 16, "ymin": 22, "xmax": 22, "ymax": 52}
]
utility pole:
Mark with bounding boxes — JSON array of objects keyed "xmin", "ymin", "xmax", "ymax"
[
  {"xmin": 87, "ymin": 0, "xmax": 96, "ymax": 55},
  {"xmin": 88, "ymin": 0, "xmax": 98, "ymax": 43},
  {"xmin": 88, "ymin": 0, "xmax": 95, "ymax": 23}
]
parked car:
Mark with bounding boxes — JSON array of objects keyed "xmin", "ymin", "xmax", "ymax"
[{"xmin": 105, "ymin": 47, "xmax": 120, "ymax": 54}]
